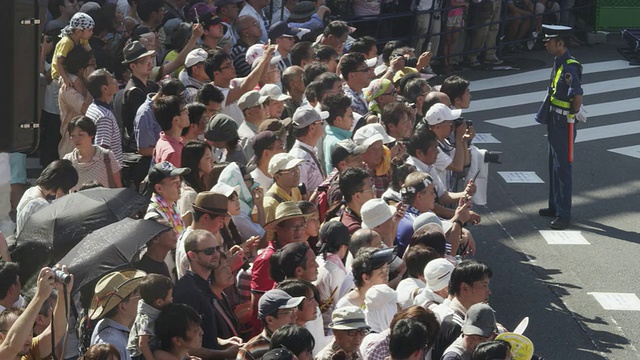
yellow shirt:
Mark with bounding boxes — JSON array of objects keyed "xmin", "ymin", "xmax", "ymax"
[
  {"xmin": 21, "ymin": 337, "xmax": 41, "ymax": 360},
  {"xmin": 51, "ymin": 36, "xmax": 90, "ymax": 79}
]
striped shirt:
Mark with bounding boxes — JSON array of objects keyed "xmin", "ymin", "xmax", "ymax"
[
  {"xmin": 86, "ymin": 100, "xmax": 124, "ymax": 166},
  {"xmin": 230, "ymin": 41, "xmax": 252, "ymax": 78}
]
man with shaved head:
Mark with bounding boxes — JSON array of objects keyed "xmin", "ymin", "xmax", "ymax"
[
  {"xmin": 282, "ymin": 66, "xmax": 305, "ymax": 118},
  {"xmin": 231, "ymin": 15, "xmax": 263, "ymax": 77}
]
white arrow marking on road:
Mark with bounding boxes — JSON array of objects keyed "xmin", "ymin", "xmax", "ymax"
[
  {"xmin": 483, "ymin": 98, "xmax": 640, "ymax": 129},
  {"xmin": 608, "ymin": 145, "xmax": 640, "ymax": 159},
  {"xmin": 470, "ymin": 60, "xmax": 632, "ymax": 92}
]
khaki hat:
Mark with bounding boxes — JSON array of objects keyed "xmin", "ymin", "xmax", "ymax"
[
  {"xmin": 264, "ymin": 201, "xmax": 311, "ymax": 230},
  {"xmin": 192, "ymin": 191, "xmax": 230, "ymax": 216},
  {"xmin": 329, "ymin": 306, "xmax": 370, "ymax": 330},
  {"xmin": 238, "ymin": 90, "xmax": 269, "ymax": 111},
  {"xmin": 260, "ymin": 84, "xmax": 292, "ymax": 102},
  {"xmin": 267, "ymin": 153, "xmax": 304, "ymax": 176},
  {"xmin": 89, "ymin": 269, "xmax": 147, "ymax": 320}
]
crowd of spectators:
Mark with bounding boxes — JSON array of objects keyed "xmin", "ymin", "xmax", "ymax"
[{"xmin": 0, "ymin": 0, "xmax": 576, "ymax": 358}]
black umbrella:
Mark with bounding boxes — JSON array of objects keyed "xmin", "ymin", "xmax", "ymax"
[
  {"xmin": 59, "ymin": 217, "xmax": 171, "ymax": 294},
  {"xmin": 11, "ymin": 187, "xmax": 149, "ymax": 282}
]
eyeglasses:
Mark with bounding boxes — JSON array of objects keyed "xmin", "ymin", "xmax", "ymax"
[
  {"xmin": 382, "ymin": 89, "xmax": 397, "ymax": 97},
  {"xmin": 277, "ymin": 308, "xmax": 296, "ymax": 316},
  {"xmin": 191, "ymin": 246, "xmax": 222, "ymax": 255},
  {"xmin": 353, "ymin": 67, "xmax": 370, "ymax": 73},
  {"xmin": 357, "ymin": 185, "xmax": 375, "ymax": 194},
  {"xmin": 280, "ymin": 222, "xmax": 307, "ymax": 232},
  {"xmin": 313, "ymin": 120, "xmax": 326, "ymax": 126},
  {"xmin": 345, "ymin": 328, "xmax": 369, "ymax": 337}
]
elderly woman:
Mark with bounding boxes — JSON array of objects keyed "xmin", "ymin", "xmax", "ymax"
[
  {"xmin": 336, "ymin": 247, "xmax": 394, "ymax": 309},
  {"xmin": 210, "ymin": 254, "xmax": 244, "ymax": 340},
  {"xmin": 58, "ymin": 46, "xmax": 95, "ymax": 158},
  {"xmin": 63, "ymin": 116, "xmax": 122, "ymax": 191},
  {"xmin": 363, "ymin": 78, "xmax": 396, "ymax": 118}
]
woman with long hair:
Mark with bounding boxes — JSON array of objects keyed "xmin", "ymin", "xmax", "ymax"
[
  {"xmin": 63, "ymin": 116, "xmax": 122, "ymax": 191},
  {"xmin": 177, "ymin": 140, "xmax": 214, "ymax": 226}
]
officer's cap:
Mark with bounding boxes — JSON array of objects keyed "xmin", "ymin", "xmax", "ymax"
[{"xmin": 542, "ymin": 25, "xmax": 572, "ymax": 41}]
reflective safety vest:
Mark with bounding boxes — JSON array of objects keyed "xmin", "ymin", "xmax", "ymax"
[{"xmin": 549, "ymin": 58, "xmax": 581, "ymax": 110}]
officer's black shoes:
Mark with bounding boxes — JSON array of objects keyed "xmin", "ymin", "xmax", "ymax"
[
  {"xmin": 538, "ymin": 208, "xmax": 556, "ymax": 217},
  {"xmin": 483, "ymin": 151, "xmax": 502, "ymax": 164},
  {"xmin": 550, "ymin": 217, "xmax": 570, "ymax": 230}
]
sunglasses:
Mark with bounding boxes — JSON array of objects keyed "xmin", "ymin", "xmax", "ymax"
[{"xmin": 191, "ymin": 246, "xmax": 222, "ymax": 255}]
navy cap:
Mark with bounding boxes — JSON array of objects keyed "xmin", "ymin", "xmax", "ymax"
[
  {"xmin": 258, "ymin": 289, "xmax": 305, "ymax": 320},
  {"xmin": 268, "ymin": 21, "xmax": 298, "ymax": 42}
]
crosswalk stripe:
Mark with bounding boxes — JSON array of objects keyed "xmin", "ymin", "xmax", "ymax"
[
  {"xmin": 575, "ymin": 120, "xmax": 640, "ymax": 143},
  {"xmin": 468, "ymin": 75, "xmax": 640, "ymax": 113},
  {"xmin": 470, "ymin": 60, "xmax": 633, "ymax": 92},
  {"xmin": 484, "ymin": 98, "xmax": 640, "ymax": 129}
]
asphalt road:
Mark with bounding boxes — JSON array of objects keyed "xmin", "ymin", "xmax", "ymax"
[{"xmin": 455, "ymin": 35, "xmax": 640, "ymax": 359}]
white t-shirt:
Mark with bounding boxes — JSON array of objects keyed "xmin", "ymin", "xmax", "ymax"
[
  {"xmin": 396, "ymin": 277, "xmax": 426, "ymax": 310},
  {"xmin": 251, "ymin": 167, "xmax": 273, "ymax": 193},
  {"xmin": 217, "ymin": 85, "xmax": 245, "ymax": 125}
]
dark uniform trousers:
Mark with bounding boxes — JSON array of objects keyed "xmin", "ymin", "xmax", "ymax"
[{"xmin": 547, "ymin": 111, "xmax": 576, "ymax": 219}]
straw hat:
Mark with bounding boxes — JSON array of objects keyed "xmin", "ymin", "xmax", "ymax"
[
  {"xmin": 89, "ymin": 269, "xmax": 147, "ymax": 320},
  {"xmin": 264, "ymin": 201, "xmax": 311, "ymax": 230}
]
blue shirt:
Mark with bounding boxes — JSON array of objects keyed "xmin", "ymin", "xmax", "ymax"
[
  {"xmin": 395, "ymin": 206, "xmax": 421, "ymax": 257},
  {"xmin": 552, "ymin": 50, "xmax": 583, "ymax": 103},
  {"xmin": 91, "ymin": 318, "xmax": 132, "ymax": 360},
  {"xmin": 323, "ymin": 125, "xmax": 352, "ymax": 174},
  {"xmin": 134, "ymin": 94, "xmax": 162, "ymax": 150}
]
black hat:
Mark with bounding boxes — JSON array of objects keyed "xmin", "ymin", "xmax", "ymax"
[
  {"xmin": 148, "ymin": 161, "xmax": 191, "ymax": 187},
  {"xmin": 318, "ymin": 221, "xmax": 350, "ymax": 253},
  {"xmin": 122, "ymin": 41, "xmax": 156, "ymax": 64},
  {"xmin": 368, "ymin": 247, "xmax": 397, "ymax": 270},
  {"xmin": 200, "ymin": 10, "xmax": 222, "ymax": 28},
  {"xmin": 252, "ymin": 131, "xmax": 280, "ymax": 158},
  {"xmin": 542, "ymin": 24, "xmax": 573, "ymax": 41},
  {"xmin": 272, "ymin": 242, "xmax": 310, "ymax": 276},
  {"xmin": 289, "ymin": 1, "xmax": 317, "ymax": 21},
  {"xmin": 205, "ymin": 114, "xmax": 239, "ymax": 142}
]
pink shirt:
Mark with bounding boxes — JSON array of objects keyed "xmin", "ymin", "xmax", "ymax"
[{"xmin": 154, "ymin": 132, "xmax": 183, "ymax": 167}]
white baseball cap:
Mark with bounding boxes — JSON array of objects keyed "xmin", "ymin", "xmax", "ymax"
[
  {"xmin": 185, "ymin": 48, "xmax": 208, "ymax": 68},
  {"xmin": 268, "ymin": 153, "xmax": 304, "ymax": 176},
  {"xmin": 425, "ymin": 103, "xmax": 462, "ymax": 125},
  {"xmin": 353, "ymin": 123, "xmax": 395, "ymax": 148}
]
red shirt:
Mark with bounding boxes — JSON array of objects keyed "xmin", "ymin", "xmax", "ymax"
[
  {"xmin": 340, "ymin": 207, "xmax": 362, "ymax": 235},
  {"xmin": 154, "ymin": 132, "xmax": 183, "ymax": 167},
  {"xmin": 251, "ymin": 242, "xmax": 277, "ymax": 293}
]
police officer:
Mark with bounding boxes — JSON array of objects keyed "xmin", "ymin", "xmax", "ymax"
[{"xmin": 535, "ymin": 25, "xmax": 583, "ymax": 230}]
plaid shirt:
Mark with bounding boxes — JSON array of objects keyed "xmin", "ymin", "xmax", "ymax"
[
  {"xmin": 237, "ymin": 330, "xmax": 271, "ymax": 360},
  {"xmin": 370, "ymin": 169, "xmax": 390, "ymax": 199},
  {"xmin": 362, "ymin": 329, "xmax": 390, "ymax": 360}
]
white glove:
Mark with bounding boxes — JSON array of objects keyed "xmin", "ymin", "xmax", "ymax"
[{"xmin": 575, "ymin": 104, "xmax": 588, "ymax": 123}]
